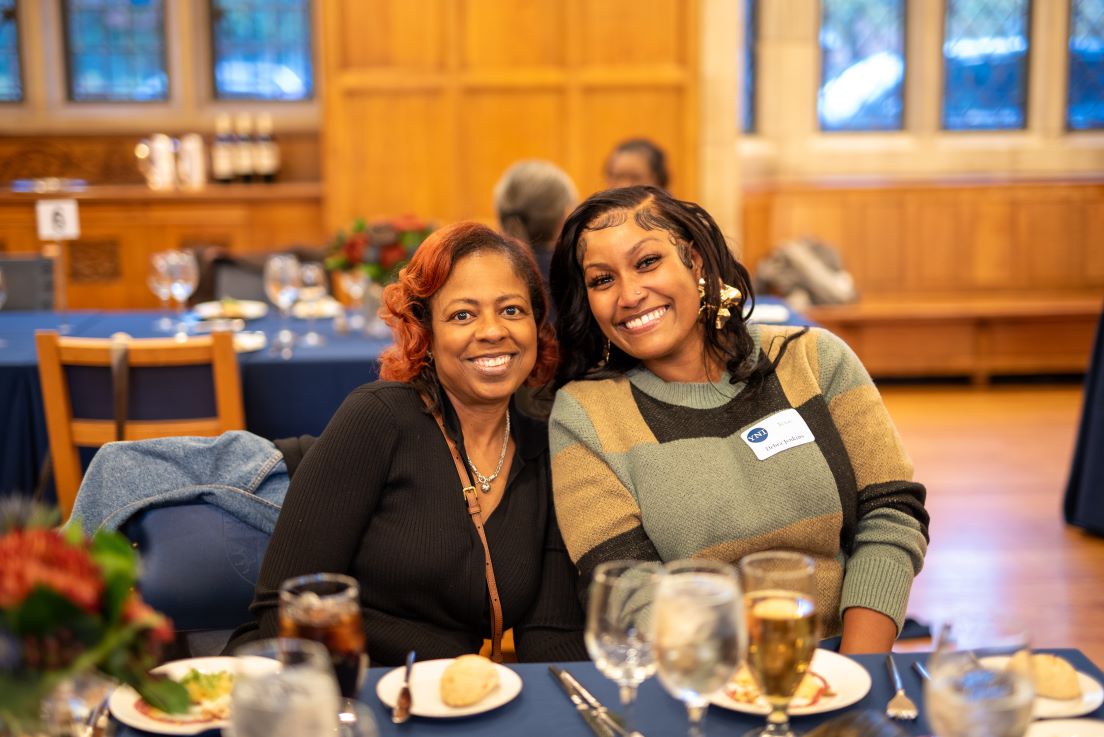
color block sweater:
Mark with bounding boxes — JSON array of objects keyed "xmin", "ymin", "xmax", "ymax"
[{"xmin": 549, "ymin": 325, "xmax": 929, "ymax": 635}]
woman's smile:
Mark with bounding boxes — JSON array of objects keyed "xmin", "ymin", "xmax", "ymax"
[{"xmin": 619, "ymin": 305, "xmax": 670, "ymax": 333}]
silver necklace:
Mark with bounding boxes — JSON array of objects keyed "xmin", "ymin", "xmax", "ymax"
[{"xmin": 466, "ymin": 412, "xmax": 511, "ymax": 493}]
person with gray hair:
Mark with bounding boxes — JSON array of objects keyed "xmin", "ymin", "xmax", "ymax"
[{"xmin": 494, "ymin": 159, "xmax": 578, "ymax": 288}]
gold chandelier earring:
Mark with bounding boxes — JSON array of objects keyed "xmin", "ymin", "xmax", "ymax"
[{"xmin": 698, "ymin": 277, "xmax": 743, "ymax": 330}]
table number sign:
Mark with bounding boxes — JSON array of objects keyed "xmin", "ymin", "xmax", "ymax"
[{"xmin": 35, "ymin": 199, "xmax": 81, "ymax": 241}]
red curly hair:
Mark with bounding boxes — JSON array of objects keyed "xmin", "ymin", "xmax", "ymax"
[{"xmin": 378, "ymin": 221, "xmax": 558, "ymax": 397}]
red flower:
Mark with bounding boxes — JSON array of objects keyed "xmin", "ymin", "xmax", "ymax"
[
  {"xmin": 378, "ymin": 242, "xmax": 407, "ymax": 270},
  {"xmin": 0, "ymin": 529, "xmax": 103, "ymax": 612},
  {"xmin": 121, "ymin": 592, "xmax": 175, "ymax": 644}
]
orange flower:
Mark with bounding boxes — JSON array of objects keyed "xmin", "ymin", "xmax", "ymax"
[{"xmin": 0, "ymin": 529, "xmax": 103, "ymax": 612}]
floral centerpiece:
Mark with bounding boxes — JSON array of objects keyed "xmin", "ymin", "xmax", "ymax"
[
  {"xmin": 0, "ymin": 500, "xmax": 188, "ymax": 734},
  {"xmin": 324, "ymin": 215, "xmax": 434, "ymax": 285}
]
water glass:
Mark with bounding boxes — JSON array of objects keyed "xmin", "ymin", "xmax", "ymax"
[
  {"xmin": 337, "ymin": 270, "xmax": 368, "ymax": 333},
  {"xmin": 278, "ymin": 573, "xmax": 367, "ymax": 704},
  {"xmin": 228, "ymin": 638, "xmax": 342, "ymax": 737},
  {"xmin": 739, "ymin": 551, "xmax": 819, "ymax": 737},
  {"xmin": 298, "ymin": 262, "xmax": 328, "ymax": 347},
  {"xmin": 654, "ymin": 559, "xmax": 744, "ymax": 737},
  {"xmin": 147, "ymin": 251, "xmax": 175, "ymax": 332},
  {"xmin": 263, "ymin": 254, "xmax": 301, "ymax": 356},
  {"xmin": 925, "ymin": 624, "xmax": 1034, "ymax": 737},
  {"xmin": 586, "ymin": 561, "xmax": 662, "ymax": 730},
  {"xmin": 160, "ymin": 250, "xmax": 199, "ymax": 334}
]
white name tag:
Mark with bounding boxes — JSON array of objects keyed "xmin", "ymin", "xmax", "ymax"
[{"xmin": 741, "ymin": 409, "xmax": 815, "ymax": 461}]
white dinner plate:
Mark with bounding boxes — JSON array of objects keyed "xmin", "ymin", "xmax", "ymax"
[
  {"xmin": 292, "ymin": 297, "xmax": 342, "ymax": 319},
  {"xmin": 233, "ymin": 331, "xmax": 267, "ymax": 353},
  {"xmin": 194, "ymin": 299, "xmax": 269, "ymax": 320},
  {"xmin": 375, "ymin": 658, "xmax": 522, "ymax": 718},
  {"xmin": 109, "ymin": 656, "xmax": 250, "ymax": 735},
  {"xmin": 1026, "ymin": 719, "xmax": 1104, "ymax": 737},
  {"xmin": 980, "ymin": 656, "xmax": 1104, "ymax": 719},
  {"xmin": 711, "ymin": 649, "xmax": 873, "ymax": 716}
]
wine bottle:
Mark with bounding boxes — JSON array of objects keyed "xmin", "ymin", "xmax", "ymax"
[
  {"xmin": 253, "ymin": 112, "xmax": 281, "ymax": 183},
  {"xmin": 211, "ymin": 113, "xmax": 236, "ymax": 185},
  {"xmin": 233, "ymin": 112, "xmax": 254, "ymax": 183}
]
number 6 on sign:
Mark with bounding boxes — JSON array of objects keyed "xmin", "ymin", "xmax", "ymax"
[{"xmin": 35, "ymin": 199, "xmax": 81, "ymax": 241}]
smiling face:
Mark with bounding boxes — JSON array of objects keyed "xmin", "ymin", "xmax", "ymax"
[
  {"xmin": 429, "ymin": 251, "xmax": 538, "ymax": 410},
  {"xmin": 581, "ymin": 214, "xmax": 709, "ymax": 382}
]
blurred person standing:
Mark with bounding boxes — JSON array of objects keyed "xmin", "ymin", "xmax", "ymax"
[
  {"xmin": 494, "ymin": 159, "xmax": 579, "ymax": 289},
  {"xmin": 603, "ymin": 138, "xmax": 669, "ymax": 190}
]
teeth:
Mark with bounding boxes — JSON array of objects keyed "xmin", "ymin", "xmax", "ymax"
[
  {"xmin": 473, "ymin": 355, "xmax": 510, "ymax": 368},
  {"xmin": 624, "ymin": 307, "xmax": 667, "ymax": 330}
]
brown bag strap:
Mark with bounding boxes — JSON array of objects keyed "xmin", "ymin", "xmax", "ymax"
[{"xmin": 430, "ymin": 410, "xmax": 505, "ymax": 663}]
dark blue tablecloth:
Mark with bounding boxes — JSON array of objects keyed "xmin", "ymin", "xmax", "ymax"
[
  {"xmin": 0, "ymin": 298, "xmax": 809, "ymax": 501},
  {"xmin": 0, "ymin": 310, "xmax": 388, "ymax": 500},
  {"xmin": 1065, "ymin": 306, "xmax": 1104, "ymax": 537},
  {"xmin": 112, "ymin": 650, "xmax": 1104, "ymax": 737}
]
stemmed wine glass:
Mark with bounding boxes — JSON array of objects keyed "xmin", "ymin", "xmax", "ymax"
[
  {"xmin": 298, "ymin": 262, "xmax": 329, "ymax": 347},
  {"xmin": 147, "ymin": 251, "xmax": 174, "ymax": 332},
  {"xmin": 160, "ymin": 250, "xmax": 199, "ymax": 335},
  {"xmin": 739, "ymin": 551, "xmax": 819, "ymax": 737},
  {"xmin": 654, "ymin": 559, "xmax": 744, "ymax": 737},
  {"xmin": 925, "ymin": 624, "xmax": 1034, "ymax": 737},
  {"xmin": 229, "ymin": 638, "xmax": 344, "ymax": 737},
  {"xmin": 586, "ymin": 561, "xmax": 663, "ymax": 731},
  {"xmin": 264, "ymin": 254, "xmax": 301, "ymax": 357},
  {"xmin": 337, "ymin": 270, "xmax": 368, "ymax": 333}
]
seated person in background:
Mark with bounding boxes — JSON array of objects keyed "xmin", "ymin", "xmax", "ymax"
[
  {"xmin": 494, "ymin": 159, "xmax": 578, "ymax": 288},
  {"xmin": 548, "ymin": 186, "xmax": 929, "ymax": 654},
  {"xmin": 604, "ymin": 137, "xmax": 669, "ymax": 190},
  {"xmin": 227, "ymin": 222, "xmax": 587, "ymax": 666}
]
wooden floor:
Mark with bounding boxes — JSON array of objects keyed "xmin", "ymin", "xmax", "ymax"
[{"xmin": 880, "ymin": 383, "xmax": 1104, "ymax": 664}]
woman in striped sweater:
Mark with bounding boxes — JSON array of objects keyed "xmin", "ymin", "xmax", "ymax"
[{"xmin": 547, "ymin": 186, "xmax": 928, "ymax": 654}]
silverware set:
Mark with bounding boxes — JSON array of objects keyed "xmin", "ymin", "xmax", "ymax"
[{"xmin": 551, "ymin": 665, "xmax": 646, "ymax": 737}]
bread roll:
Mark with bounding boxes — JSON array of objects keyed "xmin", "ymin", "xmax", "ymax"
[
  {"xmin": 439, "ymin": 654, "xmax": 500, "ymax": 707},
  {"xmin": 1007, "ymin": 651, "xmax": 1081, "ymax": 700}
]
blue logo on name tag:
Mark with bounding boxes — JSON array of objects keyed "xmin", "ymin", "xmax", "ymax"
[{"xmin": 746, "ymin": 427, "xmax": 768, "ymax": 443}]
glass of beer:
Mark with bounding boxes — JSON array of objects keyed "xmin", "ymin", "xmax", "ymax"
[
  {"xmin": 739, "ymin": 551, "xmax": 819, "ymax": 737},
  {"xmin": 278, "ymin": 573, "xmax": 367, "ymax": 701}
]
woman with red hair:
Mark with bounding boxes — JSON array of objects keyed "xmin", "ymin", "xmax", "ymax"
[{"xmin": 230, "ymin": 222, "xmax": 586, "ymax": 666}]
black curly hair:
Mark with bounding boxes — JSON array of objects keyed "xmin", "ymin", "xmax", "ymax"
[{"xmin": 550, "ymin": 186, "xmax": 801, "ymax": 389}]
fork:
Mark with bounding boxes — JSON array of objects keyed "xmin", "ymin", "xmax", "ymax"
[{"xmin": 885, "ymin": 654, "xmax": 919, "ymax": 721}]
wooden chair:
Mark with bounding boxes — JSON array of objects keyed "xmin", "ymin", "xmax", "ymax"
[{"xmin": 35, "ymin": 330, "xmax": 245, "ymax": 519}]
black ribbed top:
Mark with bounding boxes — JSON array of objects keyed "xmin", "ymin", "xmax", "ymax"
[{"xmin": 227, "ymin": 382, "xmax": 587, "ymax": 666}]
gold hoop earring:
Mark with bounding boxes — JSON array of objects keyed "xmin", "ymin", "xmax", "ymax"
[{"xmin": 598, "ymin": 338, "xmax": 611, "ymax": 368}]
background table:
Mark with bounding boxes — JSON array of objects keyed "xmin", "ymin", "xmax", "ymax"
[
  {"xmin": 0, "ymin": 310, "xmax": 389, "ymax": 500},
  {"xmin": 112, "ymin": 649, "xmax": 1104, "ymax": 736}
]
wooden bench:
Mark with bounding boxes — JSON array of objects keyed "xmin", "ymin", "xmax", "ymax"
[{"xmin": 806, "ymin": 297, "xmax": 1103, "ymax": 385}]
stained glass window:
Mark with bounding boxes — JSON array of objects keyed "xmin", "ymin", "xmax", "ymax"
[
  {"xmin": 210, "ymin": 0, "xmax": 313, "ymax": 101},
  {"xmin": 1068, "ymin": 0, "xmax": 1104, "ymax": 130},
  {"xmin": 741, "ymin": 0, "xmax": 758, "ymax": 133},
  {"xmin": 0, "ymin": 0, "xmax": 20, "ymax": 102},
  {"xmin": 818, "ymin": 0, "xmax": 905, "ymax": 132},
  {"xmin": 942, "ymin": 0, "xmax": 1030, "ymax": 130},
  {"xmin": 62, "ymin": 0, "xmax": 168, "ymax": 102}
]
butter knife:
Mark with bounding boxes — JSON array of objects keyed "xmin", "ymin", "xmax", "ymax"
[
  {"xmin": 551, "ymin": 666, "xmax": 645, "ymax": 737},
  {"xmin": 392, "ymin": 650, "xmax": 416, "ymax": 724},
  {"xmin": 550, "ymin": 666, "xmax": 615, "ymax": 737}
]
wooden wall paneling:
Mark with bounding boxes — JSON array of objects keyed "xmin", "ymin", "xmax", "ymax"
[
  {"xmin": 578, "ymin": 0, "xmax": 686, "ymax": 67},
  {"xmin": 460, "ymin": 0, "xmax": 566, "ymax": 68},
  {"xmin": 146, "ymin": 204, "xmax": 251, "ymax": 254},
  {"xmin": 771, "ymin": 191, "xmax": 848, "ymax": 264},
  {"xmin": 63, "ymin": 206, "xmax": 148, "ymax": 309},
  {"xmin": 1012, "ymin": 187, "xmax": 1083, "ymax": 290},
  {"xmin": 246, "ymin": 202, "xmax": 327, "ymax": 252},
  {"xmin": 456, "ymin": 91, "xmax": 567, "ymax": 219},
  {"xmin": 963, "ymin": 190, "xmax": 1017, "ymax": 290},
  {"xmin": 852, "ymin": 191, "xmax": 906, "ymax": 293},
  {"xmin": 0, "ymin": 206, "xmax": 41, "ymax": 253},
  {"xmin": 739, "ymin": 189, "xmax": 773, "ymax": 265},
  {"xmin": 1087, "ymin": 192, "xmax": 1104, "ymax": 285},
  {"xmin": 905, "ymin": 189, "xmax": 967, "ymax": 294},
  {"xmin": 336, "ymin": 0, "xmax": 444, "ymax": 72}
]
